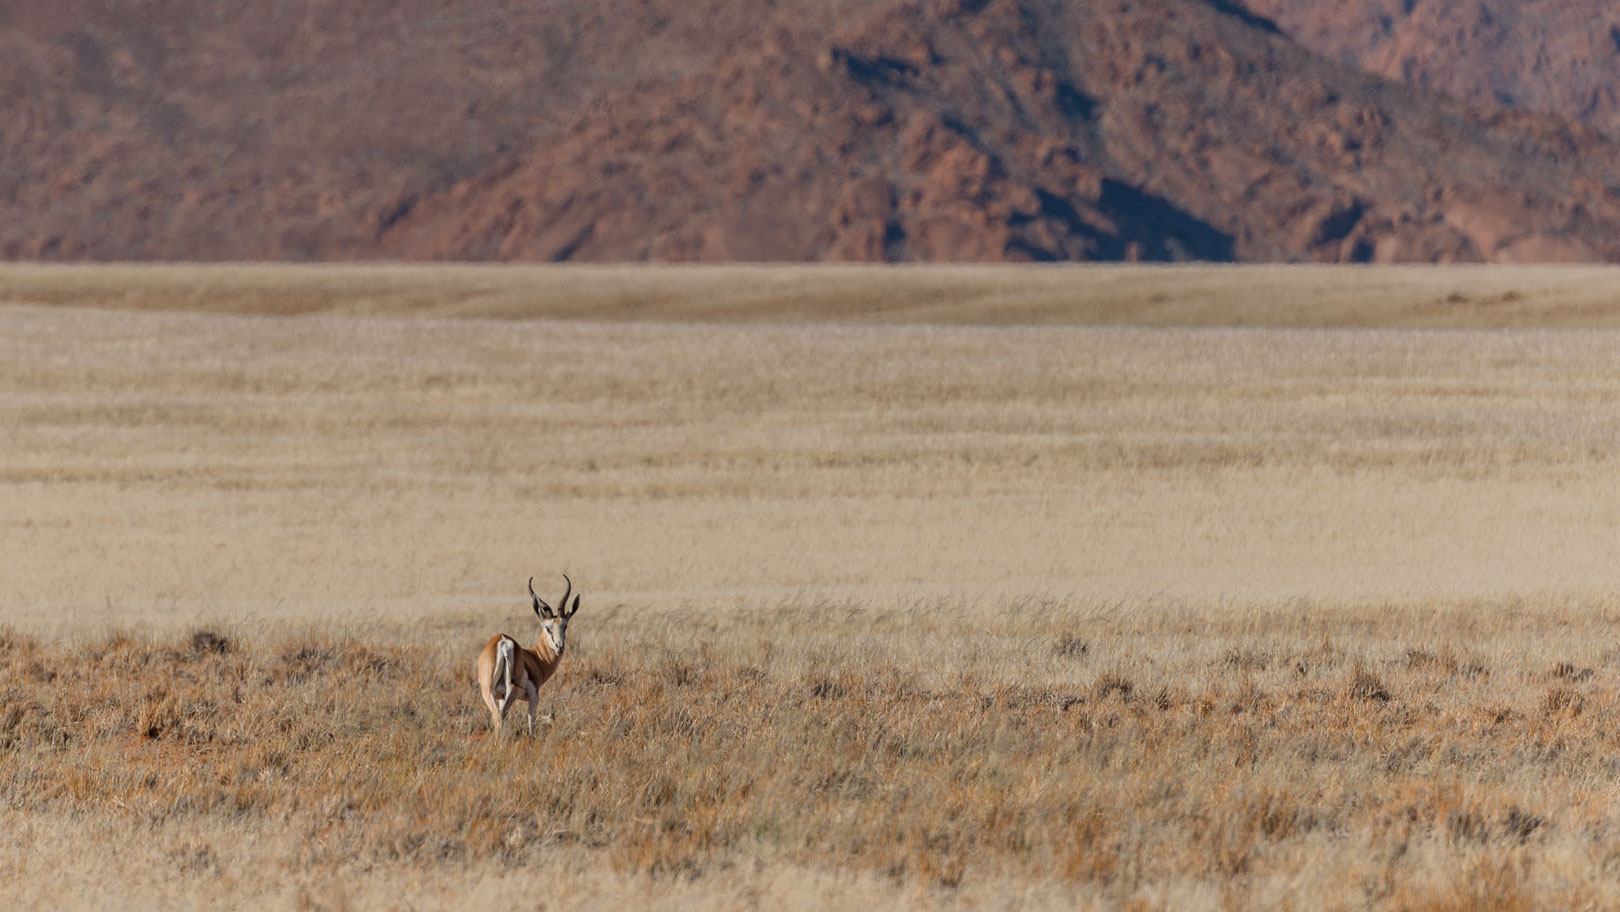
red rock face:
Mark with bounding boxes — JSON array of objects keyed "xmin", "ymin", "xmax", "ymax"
[
  {"xmin": 1244, "ymin": 0, "xmax": 1620, "ymax": 137},
  {"xmin": 5, "ymin": 0, "xmax": 1620, "ymax": 263}
]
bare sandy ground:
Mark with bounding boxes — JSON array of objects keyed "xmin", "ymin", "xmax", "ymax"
[{"xmin": 6, "ymin": 268, "xmax": 1620, "ymax": 632}]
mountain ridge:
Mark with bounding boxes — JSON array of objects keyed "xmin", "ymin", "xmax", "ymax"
[{"xmin": 6, "ymin": 0, "xmax": 1620, "ymax": 263}]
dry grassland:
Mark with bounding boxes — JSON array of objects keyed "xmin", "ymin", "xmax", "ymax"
[
  {"xmin": 7, "ymin": 265, "xmax": 1620, "ymax": 909},
  {"xmin": 10, "ymin": 261, "xmax": 1620, "ymax": 326}
]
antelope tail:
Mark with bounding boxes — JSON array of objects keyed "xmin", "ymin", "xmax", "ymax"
[{"xmin": 494, "ymin": 637, "xmax": 516, "ymax": 707}]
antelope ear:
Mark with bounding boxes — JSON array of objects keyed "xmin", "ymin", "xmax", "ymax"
[{"xmin": 567, "ymin": 594, "xmax": 581, "ymax": 618}]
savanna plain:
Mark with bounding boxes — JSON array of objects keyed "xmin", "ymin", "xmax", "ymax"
[{"xmin": 10, "ymin": 264, "xmax": 1620, "ymax": 910}]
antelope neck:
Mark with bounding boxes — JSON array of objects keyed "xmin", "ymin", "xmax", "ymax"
[{"xmin": 532, "ymin": 634, "xmax": 562, "ymax": 665}]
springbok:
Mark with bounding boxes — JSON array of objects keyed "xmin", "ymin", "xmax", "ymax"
[{"xmin": 477, "ymin": 574, "xmax": 581, "ymax": 736}]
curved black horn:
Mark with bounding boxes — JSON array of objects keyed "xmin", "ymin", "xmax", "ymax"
[
  {"xmin": 558, "ymin": 574, "xmax": 573, "ymax": 615},
  {"xmin": 529, "ymin": 576, "xmax": 554, "ymax": 618}
]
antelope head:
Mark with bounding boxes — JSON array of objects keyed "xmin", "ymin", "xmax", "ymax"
[{"xmin": 529, "ymin": 574, "xmax": 581, "ymax": 657}]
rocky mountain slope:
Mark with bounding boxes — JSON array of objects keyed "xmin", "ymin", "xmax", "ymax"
[
  {"xmin": 5, "ymin": 0, "xmax": 1620, "ymax": 263},
  {"xmin": 1246, "ymin": 0, "xmax": 1620, "ymax": 138}
]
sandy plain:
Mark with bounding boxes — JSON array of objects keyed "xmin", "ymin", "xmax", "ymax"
[{"xmin": 5, "ymin": 264, "xmax": 1620, "ymax": 910}]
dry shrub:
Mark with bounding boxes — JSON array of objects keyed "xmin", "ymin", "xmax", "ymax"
[
  {"xmin": 1542, "ymin": 685, "xmax": 1585, "ymax": 719},
  {"xmin": 1549, "ymin": 661, "xmax": 1594, "ymax": 682},
  {"xmin": 1501, "ymin": 807, "xmax": 1544, "ymax": 845},
  {"xmin": 1405, "ymin": 647, "xmax": 1441, "ymax": 670},
  {"xmin": 188, "ymin": 629, "xmax": 232, "ymax": 657},
  {"xmin": 1053, "ymin": 634, "xmax": 1089, "ymax": 660},
  {"xmin": 1222, "ymin": 647, "xmax": 1269, "ymax": 672},
  {"xmin": 1346, "ymin": 665, "xmax": 1392, "ymax": 703},
  {"xmin": 1094, "ymin": 671, "xmax": 1134, "ymax": 702}
]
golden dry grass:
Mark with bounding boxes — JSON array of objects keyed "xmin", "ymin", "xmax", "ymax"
[
  {"xmin": 8, "ymin": 264, "xmax": 1620, "ymax": 909},
  {"xmin": 9, "ymin": 602, "xmax": 1620, "ymax": 910}
]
